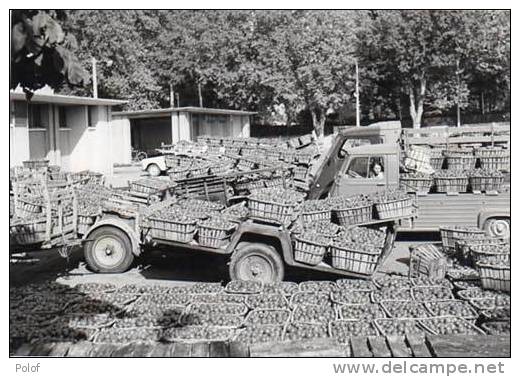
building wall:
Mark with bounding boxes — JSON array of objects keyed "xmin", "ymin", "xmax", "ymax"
[
  {"xmin": 242, "ymin": 115, "xmax": 251, "ymax": 137},
  {"xmin": 178, "ymin": 112, "xmax": 191, "ymax": 140},
  {"xmin": 111, "ymin": 116, "xmax": 132, "ymax": 165},
  {"xmin": 231, "ymin": 115, "xmax": 242, "ymax": 137},
  {"xmin": 115, "ymin": 112, "xmax": 252, "ymax": 148},
  {"xmin": 10, "ymin": 100, "xmax": 116, "ymax": 175},
  {"xmin": 10, "ymin": 101, "xmax": 35, "ymax": 167},
  {"xmin": 87, "ymin": 106, "xmax": 113, "ymax": 175}
]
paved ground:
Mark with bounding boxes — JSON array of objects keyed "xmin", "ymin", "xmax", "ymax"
[
  {"xmin": 107, "ymin": 164, "xmax": 147, "ymax": 188},
  {"xmin": 10, "ymin": 233, "xmax": 440, "ymax": 288}
]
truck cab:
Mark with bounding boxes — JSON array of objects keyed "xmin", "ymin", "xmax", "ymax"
[
  {"xmin": 307, "ymin": 121, "xmax": 402, "ymax": 199},
  {"xmin": 309, "ymin": 121, "xmax": 510, "ymax": 238},
  {"xmin": 329, "ymin": 143, "xmax": 400, "ymax": 197}
]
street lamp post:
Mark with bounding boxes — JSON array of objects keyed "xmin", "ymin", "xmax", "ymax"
[
  {"xmin": 91, "ymin": 57, "xmax": 113, "ymax": 98},
  {"xmin": 92, "ymin": 57, "xmax": 98, "ymax": 98},
  {"xmin": 355, "ymin": 59, "xmax": 360, "ymax": 127}
]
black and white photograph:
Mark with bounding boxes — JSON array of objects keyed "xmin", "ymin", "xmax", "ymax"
[{"xmin": 8, "ymin": 8, "xmax": 511, "ymax": 365}]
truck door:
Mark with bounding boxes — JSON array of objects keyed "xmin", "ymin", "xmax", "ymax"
[{"xmin": 332, "ymin": 155, "xmax": 388, "ymax": 197}]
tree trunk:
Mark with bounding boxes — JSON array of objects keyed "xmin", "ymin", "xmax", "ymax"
[
  {"xmin": 408, "ymin": 79, "xmax": 426, "ymax": 129},
  {"xmin": 310, "ymin": 108, "xmax": 326, "ymax": 138}
]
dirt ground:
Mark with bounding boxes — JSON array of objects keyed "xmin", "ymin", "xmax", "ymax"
[{"xmin": 9, "ymin": 233, "xmax": 440, "ymax": 288}]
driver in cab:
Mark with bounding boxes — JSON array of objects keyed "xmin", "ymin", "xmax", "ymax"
[{"xmin": 369, "ymin": 162, "xmax": 384, "ymax": 179}]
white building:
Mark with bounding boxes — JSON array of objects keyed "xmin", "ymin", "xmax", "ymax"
[
  {"xmin": 10, "ymin": 91, "xmax": 126, "ymax": 176},
  {"xmin": 111, "ymin": 107, "xmax": 255, "ymax": 165}
]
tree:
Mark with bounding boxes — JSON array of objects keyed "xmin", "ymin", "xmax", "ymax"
[
  {"xmin": 157, "ymin": 10, "xmax": 360, "ymax": 137},
  {"xmin": 156, "ymin": 10, "xmax": 278, "ymax": 111},
  {"xmin": 10, "ymin": 10, "xmax": 89, "ymax": 97},
  {"xmin": 61, "ymin": 10, "xmax": 165, "ymax": 109},
  {"xmin": 260, "ymin": 11, "xmax": 360, "ymax": 137},
  {"xmin": 465, "ymin": 11, "xmax": 510, "ymax": 114},
  {"xmin": 360, "ymin": 10, "xmax": 510, "ymax": 128}
]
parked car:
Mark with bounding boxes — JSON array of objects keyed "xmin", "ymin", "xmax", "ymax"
[{"xmin": 141, "ymin": 155, "xmax": 167, "ymax": 176}]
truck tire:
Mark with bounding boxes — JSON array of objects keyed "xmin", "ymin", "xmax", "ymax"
[
  {"xmin": 484, "ymin": 218, "xmax": 510, "ymax": 239},
  {"xmin": 147, "ymin": 163, "xmax": 161, "ymax": 177},
  {"xmin": 84, "ymin": 227, "xmax": 134, "ymax": 273},
  {"xmin": 229, "ymin": 243, "xmax": 284, "ymax": 284}
]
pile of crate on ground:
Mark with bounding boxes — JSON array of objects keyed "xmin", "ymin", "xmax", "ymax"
[
  {"xmin": 9, "ymin": 160, "xmax": 112, "ymax": 248},
  {"xmin": 409, "ymin": 226, "xmax": 510, "ymax": 337},
  {"xmin": 9, "ymin": 273, "xmax": 510, "ymax": 354},
  {"xmin": 10, "ymin": 160, "xmax": 79, "ymax": 248},
  {"xmin": 401, "ymin": 145, "xmax": 509, "ymax": 194}
]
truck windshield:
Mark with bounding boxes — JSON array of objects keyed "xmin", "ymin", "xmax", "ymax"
[{"xmin": 338, "ymin": 138, "xmax": 372, "ymax": 158}]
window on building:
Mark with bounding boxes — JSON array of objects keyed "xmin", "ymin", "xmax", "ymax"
[
  {"xmin": 87, "ymin": 106, "xmax": 96, "ymax": 128},
  {"xmin": 58, "ymin": 107, "xmax": 68, "ymax": 128},
  {"xmin": 28, "ymin": 104, "xmax": 48, "ymax": 129}
]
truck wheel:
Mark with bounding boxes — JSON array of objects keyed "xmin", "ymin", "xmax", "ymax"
[
  {"xmin": 229, "ymin": 243, "xmax": 284, "ymax": 284},
  {"xmin": 84, "ymin": 227, "xmax": 134, "ymax": 273},
  {"xmin": 147, "ymin": 163, "xmax": 161, "ymax": 177},
  {"xmin": 484, "ymin": 218, "xmax": 510, "ymax": 239}
]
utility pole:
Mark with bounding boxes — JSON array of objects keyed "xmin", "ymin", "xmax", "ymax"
[
  {"xmin": 456, "ymin": 58, "xmax": 461, "ymax": 127},
  {"xmin": 176, "ymin": 93, "xmax": 180, "ymax": 108},
  {"xmin": 198, "ymin": 83, "xmax": 203, "ymax": 108},
  {"xmin": 355, "ymin": 59, "xmax": 360, "ymax": 127},
  {"xmin": 169, "ymin": 84, "xmax": 174, "ymax": 108},
  {"xmin": 92, "ymin": 57, "xmax": 98, "ymax": 98}
]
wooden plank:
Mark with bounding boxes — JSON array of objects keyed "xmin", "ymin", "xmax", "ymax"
[
  {"xmin": 368, "ymin": 336, "xmax": 391, "ymax": 357},
  {"xmin": 191, "ymin": 342, "xmax": 210, "ymax": 357},
  {"xmin": 251, "ymin": 338, "xmax": 346, "ymax": 357},
  {"xmin": 66, "ymin": 341, "xmax": 95, "ymax": 357},
  {"xmin": 406, "ymin": 334, "xmax": 431, "ymax": 357},
  {"xmin": 350, "ymin": 337, "xmax": 373, "ymax": 358},
  {"xmin": 173, "ymin": 342, "xmax": 192, "ymax": 357},
  {"xmin": 426, "ymin": 335, "xmax": 510, "ymax": 357},
  {"xmin": 147, "ymin": 343, "xmax": 172, "ymax": 357},
  {"xmin": 47, "ymin": 342, "xmax": 73, "ymax": 357},
  {"xmin": 88, "ymin": 343, "xmax": 117, "ymax": 357},
  {"xmin": 228, "ymin": 341, "xmax": 249, "ymax": 358},
  {"xmin": 31, "ymin": 342, "xmax": 57, "ymax": 356},
  {"xmin": 13, "ymin": 343, "xmax": 37, "ymax": 357},
  {"xmin": 209, "ymin": 341, "xmax": 229, "ymax": 357},
  {"xmin": 386, "ymin": 336, "xmax": 412, "ymax": 357},
  {"xmin": 129, "ymin": 343, "xmax": 156, "ymax": 357},
  {"xmin": 110, "ymin": 343, "xmax": 140, "ymax": 357}
]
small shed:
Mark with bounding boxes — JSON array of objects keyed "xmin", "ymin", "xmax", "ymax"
[{"xmin": 111, "ymin": 107, "xmax": 256, "ymax": 164}]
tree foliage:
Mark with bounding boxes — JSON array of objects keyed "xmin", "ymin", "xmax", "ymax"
[
  {"xmin": 359, "ymin": 10, "xmax": 510, "ymax": 127},
  {"xmin": 53, "ymin": 10, "xmax": 509, "ymax": 129},
  {"xmin": 61, "ymin": 10, "xmax": 165, "ymax": 109},
  {"xmin": 157, "ymin": 10, "xmax": 361, "ymax": 136},
  {"xmin": 10, "ymin": 10, "xmax": 89, "ymax": 98}
]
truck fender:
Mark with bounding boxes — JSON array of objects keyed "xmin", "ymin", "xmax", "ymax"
[
  {"xmin": 226, "ymin": 225, "xmax": 293, "ymax": 262},
  {"xmin": 82, "ymin": 218, "xmax": 142, "ymax": 256},
  {"xmin": 477, "ymin": 210, "xmax": 511, "ymax": 229}
]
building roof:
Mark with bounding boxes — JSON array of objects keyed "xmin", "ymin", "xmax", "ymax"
[
  {"xmin": 113, "ymin": 106, "xmax": 257, "ymax": 119},
  {"xmin": 10, "ymin": 91, "xmax": 127, "ymax": 106}
]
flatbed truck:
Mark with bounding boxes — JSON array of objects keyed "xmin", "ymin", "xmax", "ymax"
[{"xmin": 83, "ymin": 122, "xmax": 510, "ymax": 282}]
